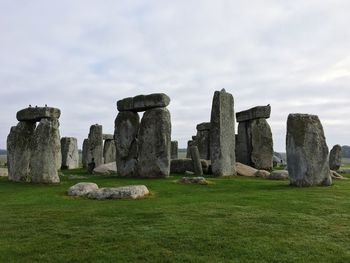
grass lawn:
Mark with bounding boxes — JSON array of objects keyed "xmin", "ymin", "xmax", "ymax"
[{"xmin": 0, "ymin": 169, "xmax": 350, "ymax": 262}]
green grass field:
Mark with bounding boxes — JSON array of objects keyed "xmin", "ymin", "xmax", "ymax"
[{"xmin": 1, "ymin": 169, "xmax": 350, "ymax": 262}]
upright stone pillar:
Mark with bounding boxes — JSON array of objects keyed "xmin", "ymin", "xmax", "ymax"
[
  {"xmin": 82, "ymin": 138, "xmax": 89, "ymax": 168},
  {"xmin": 7, "ymin": 121, "xmax": 36, "ymax": 182},
  {"xmin": 186, "ymin": 140, "xmax": 194, "ymax": 158},
  {"xmin": 103, "ymin": 139, "xmax": 117, "ymax": 163},
  {"xmin": 286, "ymin": 113, "xmax": 332, "ymax": 187},
  {"xmin": 329, "ymin": 144, "xmax": 342, "ymax": 171},
  {"xmin": 87, "ymin": 124, "xmax": 103, "ymax": 168},
  {"xmin": 31, "ymin": 118, "xmax": 61, "ymax": 183},
  {"xmin": 171, "ymin": 141, "xmax": 178, "ymax": 159},
  {"xmin": 195, "ymin": 122, "xmax": 210, "ymax": 160},
  {"xmin": 190, "ymin": 145, "xmax": 203, "ymax": 176},
  {"xmin": 210, "ymin": 89, "xmax": 236, "ymax": 176},
  {"xmin": 61, "ymin": 137, "xmax": 79, "ymax": 169}
]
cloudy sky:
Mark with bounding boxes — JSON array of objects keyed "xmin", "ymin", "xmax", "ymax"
[{"xmin": 1, "ymin": 0, "xmax": 349, "ymax": 151}]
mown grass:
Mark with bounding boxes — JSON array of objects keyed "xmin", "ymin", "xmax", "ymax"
[{"xmin": 0, "ymin": 169, "xmax": 350, "ymax": 262}]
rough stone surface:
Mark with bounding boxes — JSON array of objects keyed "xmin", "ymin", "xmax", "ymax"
[
  {"xmin": 115, "ymin": 111, "xmax": 139, "ymax": 177},
  {"xmin": 117, "ymin": 93, "xmax": 170, "ymax": 112},
  {"xmin": 330, "ymin": 170, "xmax": 347, "ymax": 180},
  {"xmin": 170, "ymin": 159, "xmax": 210, "ymax": 174},
  {"xmin": 171, "ymin": 141, "xmax": 178, "ymax": 159},
  {"xmin": 210, "ymin": 89, "xmax": 236, "ymax": 176},
  {"xmin": 67, "ymin": 182, "xmax": 99, "ymax": 196},
  {"xmin": 61, "ymin": 137, "xmax": 79, "ymax": 169},
  {"xmin": 82, "ymin": 139, "xmax": 89, "ymax": 169},
  {"xmin": 16, "ymin": 107, "xmax": 61, "ymax": 122},
  {"xmin": 196, "ymin": 128, "xmax": 210, "ymax": 160},
  {"xmin": 137, "ymin": 108, "xmax": 171, "ymax": 178},
  {"xmin": 236, "ymin": 162, "xmax": 258, "ymax": 177},
  {"xmin": 30, "ymin": 118, "xmax": 61, "ymax": 183},
  {"xmin": 255, "ymin": 170, "xmax": 271, "ymax": 178},
  {"xmin": 196, "ymin": 122, "xmax": 211, "ymax": 131},
  {"xmin": 102, "ymin": 134, "xmax": 114, "ymax": 140},
  {"xmin": 87, "ymin": 124, "xmax": 103, "ymax": 168},
  {"xmin": 236, "ymin": 122, "xmax": 251, "ymax": 165},
  {"xmin": 93, "ymin": 162, "xmax": 117, "ymax": 175},
  {"xmin": 190, "ymin": 145, "xmax": 203, "ymax": 176},
  {"xmin": 103, "ymin": 139, "xmax": 116, "ymax": 164},
  {"xmin": 236, "ymin": 105, "xmax": 271, "ymax": 122},
  {"xmin": 329, "ymin": 144, "xmax": 342, "ymax": 171},
  {"xmin": 7, "ymin": 121, "xmax": 36, "ymax": 182},
  {"xmin": 186, "ymin": 140, "xmax": 194, "ymax": 158},
  {"xmin": 250, "ymin": 119, "xmax": 273, "ymax": 170},
  {"xmin": 87, "ymin": 185, "xmax": 149, "ymax": 200},
  {"xmin": 267, "ymin": 170, "xmax": 289, "ymax": 180},
  {"xmin": 286, "ymin": 114, "xmax": 332, "ymax": 187},
  {"xmin": 178, "ymin": 177, "xmax": 208, "ymax": 185}
]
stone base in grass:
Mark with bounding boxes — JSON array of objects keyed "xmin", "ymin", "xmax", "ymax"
[
  {"xmin": 178, "ymin": 177, "xmax": 208, "ymax": 185},
  {"xmin": 87, "ymin": 185, "xmax": 149, "ymax": 200}
]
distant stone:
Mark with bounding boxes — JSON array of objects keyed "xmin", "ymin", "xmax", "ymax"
[
  {"xmin": 103, "ymin": 139, "xmax": 116, "ymax": 164},
  {"xmin": 61, "ymin": 137, "xmax": 79, "ymax": 169},
  {"xmin": 196, "ymin": 122, "xmax": 211, "ymax": 131},
  {"xmin": 178, "ymin": 177, "xmax": 208, "ymax": 185},
  {"xmin": 82, "ymin": 139, "xmax": 89, "ymax": 169},
  {"xmin": 67, "ymin": 182, "xmax": 99, "ymax": 196},
  {"xmin": 267, "ymin": 170, "xmax": 289, "ymax": 180},
  {"xmin": 170, "ymin": 159, "xmax": 210, "ymax": 174},
  {"xmin": 16, "ymin": 107, "xmax": 61, "ymax": 122},
  {"xmin": 286, "ymin": 114, "xmax": 332, "ymax": 187},
  {"xmin": 186, "ymin": 140, "xmax": 194, "ymax": 158},
  {"xmin": 87, "ymin": 185, "xmax": 149, "ymax": 200},
  {"xmin": 255, "ymin": 170, "xmax": 271, "ymax": 178},
  {"xmin": 185, "ymin": 171, "xmax": 195, "ymax": 175},
  {"xmin": 236, "ymin": 105, "xmax": 271, "ymax": 122},
  {"xmin": 115, "ymin": 111, "xmax": 139, "ymax": 177},
  {"xmin": 117, "ymin": 93, "xmax": 170, "ymax": 112},
  {"xmin": 7, "ymin": 121, "xmax": 36, "ymax": 182},
  {"xmin": 93, "ymin": 162, "xmax": 117, "ymax": 175},
  {"xmin": 87, "ymin": 124, "xmax": 104, "ymax": 168},
  {"xmin": 102, "ymin": 134, "xmax": 114, "ymax": 140},
  {"xmin": 137, "ymin": 108, "xmax": 171, "ymax": 178},
  {"xmin": 210, "ymin": 89, "xmax": 236, "ymax": 176},
  {"xmin": 329, "ymin": 144, "xmax": 342, "ymax": 171},
  {"xmin": 30, "ymin": 118, "xmax": 61, "ymax": 183},
  {"xmin": 235, "ymin": 162, "xmax": 258, "ymax": 177},
  {"xmin": 171, "ymin": 141, "xmax": 178, "ymax": 159},
  {"xmin": 190, "ymin": 145, "xmax": 203, "ymax": 176}
]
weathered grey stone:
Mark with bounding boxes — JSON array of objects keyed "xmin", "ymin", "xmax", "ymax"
[
  {"xmin": 286, "ymin": 114, "xmax": 332, "ymax": 187},
  {"xmin": 210, "ymin": 89, "xmax": 236, "ymax": 176},
  {"xmin": 87, "ymin": 185, "xmax": 149, "ymax": 200},
  {"xmin": 82, "ymin": 139, "xmax": 89, "ymax": 169},
  {"xmin": 236, "ymin": 122, "xmax": 251, "ymax": 165},
  {"xmin": 16, "ymin": 107, "xmax": 61, "ymax": 122},
  {"xmin": 171, "ymin": 141, "xmax": 178, "ymax": 159},
  {"xmin": 196, "ymin": 129, "xmax": 210, "ymax": 160},
  {"xmin": 178, "ymin": 177, "xmax": 208, "ymax": 185},
  {"xmin": 67, "ymin": 182, "xmax": 99, "ymax": 196},
  {"xmin": 190, "ymin": 145, "xmax": 203, "ymax": 176},
  {"xmin": 137, "ymin": 108, "xmax": 171, "ymax": 178},
  {"xmin": 236, "ymin": 105, "xmax": 271, "ymax": 122},
  {"xmin": 7, "ymin": 121, "xmax": 36, "ymax": 182},
  {"xmin": 250, "ymin": 119, "xmax": 273, "ymax": 170},
  {"xmin": 30, "ymin": 118, "xmax": 61, "ymax": 183},
  {"xmin": 103, "ymin": 139, "xmax": 116, "ymax": 164},
  {"xmin": 186, "ymin": 140, "xmax": 194, "ymax": 158},
  {"xmin": 93, "ymin": 162, "xmax": 117, "ymax": 175},
  {"xmin": 329, "ymin": 144, "xmax": 342, "ymax": 171},
  {"xmin": 117, "ymin": 93, "xmax": 170, "ymax": 112},
  {"xmin": 255, "ymin": 170, "xmax": 271, "ymax": 178},
  {"xmin": 61, "ymin": 137, "xmax": 79, "ymax": 169},
  {"xmin": 170, "ymin": 159, "xmax": 210, "ymax": 174},
  {"xmin": 192, "ymin": 136, "xmax": 197, "ymax": 141},
  {"xmin": 102, "ymin": 134, "xmax": 114, "ymax": 140},
  {"xmin": 196, "ymin": 122, "xmax": 210, "ymax": 131},
  {"xmin": 330, "ymin": 170, "xmax": 347, "ymax": 180},
  {"xmin": 115, "ymin": 111, "xmax": 139, "ymax": 177},
  {"xmin": 87, "ymin": 124, "xmax": 103, "ymax": 168},
  {"xmin": 267, "ymin": 170, "xmax": 289, "ymax": 180},
  {"xmin": 236, "ymin": 162, "xmax": 258, "ymax": 177}
]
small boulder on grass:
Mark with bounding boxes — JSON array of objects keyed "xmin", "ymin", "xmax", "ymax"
[
  {"xmin": 67, "ymin": 182, "xmax": 99, "ymax": 196},
  {"xmin": 267, "ymin": 170, "xmax": 289, "ymax": 180},
  {"xmin": 255, "ymin": 170, "xmax": 271, "ymax": 178},
  {"xmin": 178, "ymin": 177, "xmax": 208, "ymax": 185},
  {"xmin": 87, "ymin": 185, "xmax": 149, "ymax": 200},
  {"xmin": 236, "ymin": 162, "xmax": 258, "ymax": 177}
]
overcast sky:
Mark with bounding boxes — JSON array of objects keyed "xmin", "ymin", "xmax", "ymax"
[{"xmin": 1, "ymin": 0, "xmax": 349, "ymax": 151}]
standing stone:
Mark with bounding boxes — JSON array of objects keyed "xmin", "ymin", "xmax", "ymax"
[
  {"xmin": 190, "ymin": 145, "xmax": 203, "ymax": 176},
  {"xmin": 61, "ymin": 137, "xmax": 79, "ymax": 169},
  {"xmin": 7, "ymin": 121, "xmax": 36, "ymax": 182},
  {"xmin": 114, "ymin": 111, "xmax": 139, "ymax": 177},
  {"xmin": 171, "ymin": 141, "xmax": 178, "ymax": 159},
  {"xmin": 286, "ymin": 114, "xmax": 332, "ymax": 187},
  {"xmin": 196, "ymin": 122, "xmax": 210, "ymax": 160},
  {"xmin": 250, "ymin": 119, "xmax": 273, "ymax": 170},
  {"xmin": 82, "ymin": 139, "xmax": 89, "ymax": 169},
  {"xmin": 87, "ymin": 124, "xmax": 103, "ymax": 168},
  {"xmin": 137, "ymin": 108, "xmax": 171, "ymax": 178},
  {"xmin": 329, "ymin": 144, "xmax": 342, "ymax": 171},
  {"xmin": 186, "ymin": 140, "xmax": 194, "ymax": 158},
  {"xmin": 31, "ymin": 118, "xmax": 61, "ymax": 183},
  {"xmin": 236, "ymin": 122, "xmax": 251, "ymax": 165},
  {"xmin": 210, "ymin": 89, "xmax": 236, "ymax": 176},
  {"xmin": 103, "ymin": 139, "xmax": 116, "ymax": 164}
]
